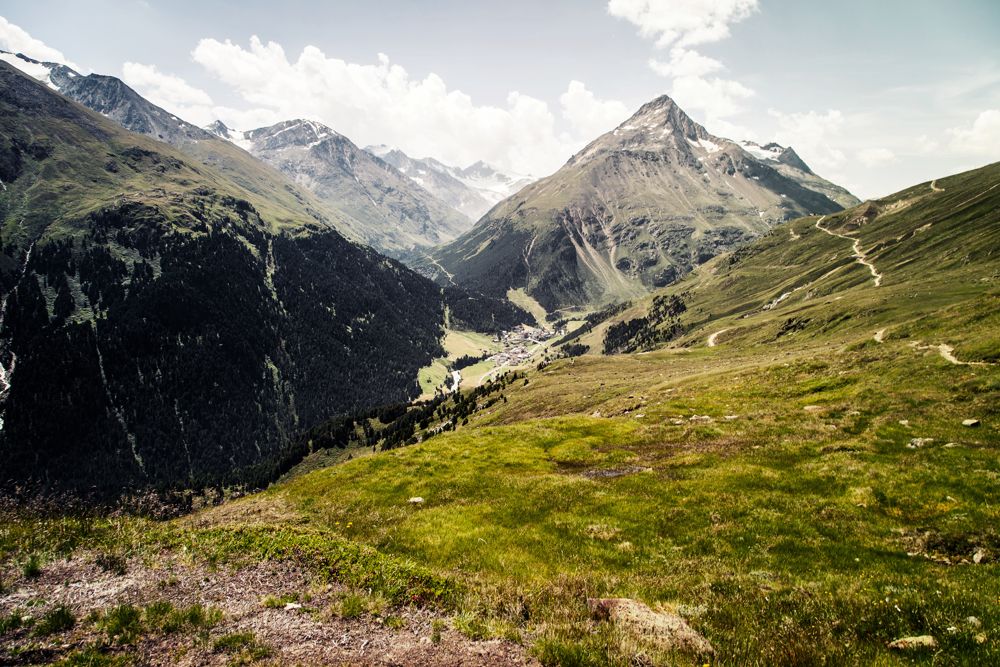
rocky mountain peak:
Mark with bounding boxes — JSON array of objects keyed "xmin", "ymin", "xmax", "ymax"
[
  {"xmin": 204, "ymin": 119, "xmax": 233, "ymax": 139},
  {"xmin": 245, "ymin": 119, "xmax": 341, "ymax": 152}
]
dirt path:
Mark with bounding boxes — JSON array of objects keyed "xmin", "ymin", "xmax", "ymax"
[
  {"xmin": 814, "ymin": 216, "xmax": 883, "ymax": 287},
  {"xmin": 425, "ymin": 255, "xmax": 455, "ymax": 286},
  {"xmin": 1, "ymin": 555, "xmax": 536, "ymax": 667},
  {"xmin": 908, "ymin": 341, "xmax": 994, "ymax": 367},
  {"xmin": 706, "ymin": 329, "xmax": 729, "ymax": 347}
]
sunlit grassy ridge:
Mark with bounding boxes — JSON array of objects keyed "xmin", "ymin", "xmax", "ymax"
[
  {"xmin": 187, "ymin": 329, "xmax": 999, "ymax": 664},
  {"xmin": 173, "ymin": 163, "xmax": 1000, "ymax": 664}
]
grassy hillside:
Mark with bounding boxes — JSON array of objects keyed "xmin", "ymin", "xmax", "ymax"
[{"xmin": 2, "ymin": 165, "xmax": 987, "ymax": 664}]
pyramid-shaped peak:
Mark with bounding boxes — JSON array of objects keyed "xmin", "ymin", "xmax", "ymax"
[{"xmin": 616, "ymin": 94, "xmax": 707, "ymax": 141}]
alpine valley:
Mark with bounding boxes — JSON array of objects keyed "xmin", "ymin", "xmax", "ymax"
[{"xmin": 0, "ymin": 10, "xmax": 998, "ymax": 667}]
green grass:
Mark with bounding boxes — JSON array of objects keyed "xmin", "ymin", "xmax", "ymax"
[
  {"xmin": 35, "ymin": 605, "xmax": 76, "ymax": 636},
  {"xmin": 213, "ymin": 631, "xmax": 272, "ymax": 665},
  {"xmin": 214, "ymin": 327, "xmax": 998, "ymax": 665}
]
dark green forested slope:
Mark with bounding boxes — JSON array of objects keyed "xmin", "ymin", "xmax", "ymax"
[{"xmin": 0, "ymin": 62, "xmax": 452, "ymax": 493}]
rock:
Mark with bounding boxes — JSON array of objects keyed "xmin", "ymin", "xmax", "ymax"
[
  {"xmin": 408, "ymin": 497, "xmax": 425, "ymax": 505},
  {"xmin": 803, "ymin": 405, "xmax": 824, "ymax": 413},
  {"xmin": 587, "ymin": 598, "xmax": 714, "ymax": 656},
  {"xmin": 284, "ymin": 602, "xmax": 303, "ymax": 611},
  {"xmin": 942, "ymin": 442, "xmax": 960, "ymax": 448},
  {"xmin": 972, "ymin": 549, "xmax": 985, "ymax": 564},
  {"xmin": 966, "ymin": 616, "xmax": 982, "ymax": 629},
  {"xmin": 907, "ymin": 437, "xmax": 934, "ymax": 449},
  {"xmin": 689, "ymin": 415, "xmax": 713, "ymax": 423},
  {"xmin": 724, "ymin": 415, "xmax": 739, "ymax": 420},
  {"xmin": 962, "ymin": 419, "xmax": 981, "ymax": 427},
  {"xmin": 591, "ymin": 410, "xmax": 602, "ymax": 418},
  {"xmin": 899, "ymin": 419, "xmax": 910, "ymax": 427},
  {"xmin": 669, "ymin": 418, "xmax": 686, "ymax": 425},
  {"xmin": 888, "ymin": 635, "xmax": 937, "ymax": 650}
]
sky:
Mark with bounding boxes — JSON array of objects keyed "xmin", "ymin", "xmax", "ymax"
[{"xmin": 1, "ymin": 0, "xmax": 998, "ymax": 198}]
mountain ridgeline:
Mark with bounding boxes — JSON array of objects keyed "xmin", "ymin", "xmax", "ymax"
[
  {"xmin": 0, "ymin": 50, "xmax": 470, "ymax": 259},
  {"xmin": 207, "ymin": 120, "xmax": 472, "ymax": 256},
  {"xmin": 0, "ymin": 62, "xmax": 521, "ymax": 494},
  {"xmin": 426, "ymin": 95, "xmax": 859, "ymax": 310}
]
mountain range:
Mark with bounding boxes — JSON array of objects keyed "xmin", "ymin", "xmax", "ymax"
[
  {"xmin": 0, "ymin": 60, "xmax": 524, "ymax": 492},
  {"xmin": 0, "ymin": 50, "xmax": 473, "ymax": 258},
  {"xmin": 205, "ymin": 120, "xmax": 472, "ymax": 255},
  {"xmin": 366, "ymin": 145, "xmax": 535, "ymax": 221},
  {"xmin": 424, "ymin": 95, "xmax": 860, "ymax": 310}
]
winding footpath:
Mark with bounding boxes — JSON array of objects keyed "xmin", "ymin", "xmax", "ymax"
[
  {"xmin": 908, "ymin": 341, "xmax": 995, "ymax": 367},
  {"xmin": 706, "ymin": 329, "xmax": 729, "ymax": 347},
  {"xmin": 814, "ymin": 216, "xmax": 883, "ymax": 287}
]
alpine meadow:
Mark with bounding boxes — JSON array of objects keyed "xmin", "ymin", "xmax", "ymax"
[{"xmin": 0, "ymin": 2, "xmax": 998, "ymax": 666}]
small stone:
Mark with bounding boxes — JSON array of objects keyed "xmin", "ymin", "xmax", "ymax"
[
  {"xmin": 591, "ymin": 410, "xmax": 602, "ymax": 418},
  {"xmin": 284, "ymin": 602, "xmax": 303, "ymax": 611},
  {"xmin": 724, "ymin": 415, "xmax": 739, "ymax": 420},
  {"xmin": 634, "ymin": 413, "xmax": 645, "ymax": 419},
  {"xmin": 942, "ymin": 442, "xmax": 960, "ymax": 448},
  {"xmin": 408, "ymin": 497, "xmax": 425, "ymax": 505},
  {"xmin": 972, "ymin": 549, "xmax": 985, "ymax": 564},
  {"xmin": 966, "ymin": 616, "xmax": 982, "ymax": 629},
  {"xmin": 899, "ymin": 419, "xmax": 910, "ymax": 427},
  {"xmin": 803, "ymin": 405, "xmax": 824, "ymax": 413},
  {"xmin": 689, "ymin": 415, "xmax": 713, "ymax": 423},
  {"xmin": 670, "ymin": 418, "xmax": 686, "ymax": 425},
  {"xmin": 962, "ymin": 419, "xmax": 981, "ymax": 427},
  {"xmin": 888, "ymin": 635, "xmax": 937, "ymax": 650},
  {"xmin": 907, "ymin": 437, "xmax": 934, "ymax": 449}
]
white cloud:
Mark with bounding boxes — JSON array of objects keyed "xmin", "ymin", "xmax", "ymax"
[
  {"xmin": 607, "ymin": 0, "xmax": 759, "ymax": 48},
  {"xmin": 769, "ymin": 108, "xmax": 847, "ymax": 171},
  {"xmin": 609, "ymin": 2, "xmax": 757, "ymax": 129},
  {"xmin": 857, "ymin": 147, "xmax": 897, "ymax": 168},
  {"xmin": 913, "ymin": 134, "xmax": 940, "ymax": 154},
  {"xmin": 559, "ymin": 80, "xmax": 629, "ymax": 140},
  {"xmin": 671, "ymin": 73, "xmax": 754, "ymax": 120},
  {"xmin": 0, "ymin": 15, "xmax": 79, "ymax": 70},
  {"xmin": 122, "ymin": 62, "xmax": 212, "ymax": 111},
  {"xmin": 948, "ymin": 109, "xmax": 1000, "ymax": 156},
  {"xmin": 177, "ymin": 36, "xmax": 620, "ymax": 175},
  {"xmin": 648, "ymin": 47, "xmax": 723, "ymax": 78}
]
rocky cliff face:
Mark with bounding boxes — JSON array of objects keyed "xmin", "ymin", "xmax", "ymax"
[{"xmin": 427, "ymin": 95, "xmax": 858, "ymax": 310}]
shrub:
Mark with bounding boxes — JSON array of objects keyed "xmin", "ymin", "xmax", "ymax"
[
  {"xmin": 22, "ymin": 553, "xmax": 42, "ymax": 579},
  {"xmin": 99, "ymin": 604, "xmax": 142, "ymax": 644},
  {"xmin": 0, "ymin": 611, "xmax": 27, "ymax": 635},
  {"xmin": 213, "ymin": 631, "xmax": 272, "ymax": 664},
  {"xmin": 95, "ymin": 552, "xmax": 128, "ymax": 576},
  {"xmin": 34, "ymin": 605, "xmax": 76, "ymax": 636}
]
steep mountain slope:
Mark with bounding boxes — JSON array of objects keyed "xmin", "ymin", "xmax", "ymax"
[
  {"xmin": 206, "ymin": 120, "xmax": 470, "ymax": 256},
  {"xmin": 0, "ymin": 50, "xmax": 366, "ymax": 238},
  {"xmin": 576, "ymin": 161, "xmax": 999, "ymax": 357},
  {"xmin": 428, "ymin": 95, "xmax": 858, "ymax": 310},
  {"xmin": 1, "ymin": 50, "xmax": 466, "ymax": 257},
  {"xmin": 0, "ymin": 61, "xmax": 454, "ymax": 492},
  {"xmin": 364, "ymin": 146, "xmax": 494, "ymax": 221}
]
